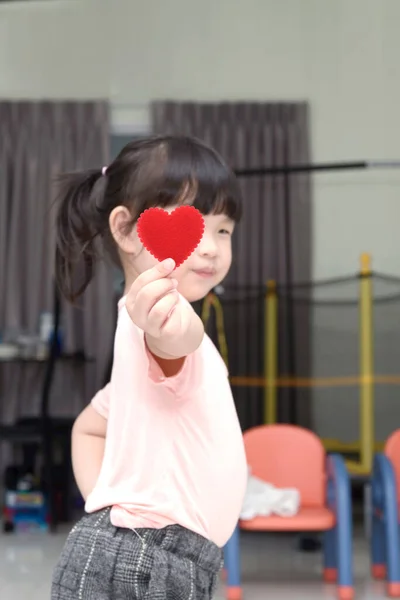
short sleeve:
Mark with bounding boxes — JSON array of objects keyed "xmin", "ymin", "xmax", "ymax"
[
  {"xmin": 91, "ymin": 383, "xmax": 111, "ymax": 420},
  {"xmin": 144, "ymin": 336, "xmax": 194, "ymax": 392},
  {"xmin": 116, "ymin": 295, "xmax": 197, "ymax": 395}
]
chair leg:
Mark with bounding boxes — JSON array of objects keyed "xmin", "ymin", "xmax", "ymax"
[
  {"xmin": 383, "ymin": 499, "xmax": 400, "ymax": 597},
  {"xmin": 371, "ymin": 514, "xmax": 386, "ymax": 579},
  {"xmin": 323, "ymin": 528, "xmax": 337, "ymax": 582},
  {"xmin": 223, "ymin": 525, "xmax": 242, "ymax": 600},
  {"xmin": 336, "ymin": 502, "xmax": 354, "ymax": 599},
  {"xmin": 364, "ymin": 481, "xmax": 373, "ymax": 540}
]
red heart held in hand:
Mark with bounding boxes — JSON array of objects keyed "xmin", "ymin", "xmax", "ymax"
[{"xmin": 136, "ymin": 205, "xmax": 205, "ymax": 267}]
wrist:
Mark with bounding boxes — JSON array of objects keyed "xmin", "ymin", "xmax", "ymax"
[
  {"xmin": 145, "ymin": 312, "xmax": 204, "ymax": 359},
  {"xmin": 145, "ymin": 333, "xmax": 177, "ymax": 359}
]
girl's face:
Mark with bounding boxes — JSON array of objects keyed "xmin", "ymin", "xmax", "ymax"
[{"xmin": 130, "ymin": 209, "xmax": 235, "ymax": 302}]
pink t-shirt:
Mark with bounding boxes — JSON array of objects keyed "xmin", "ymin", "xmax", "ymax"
[{"xmin": 85, "ymin": 298, "xmax": 247, "ymax": 547}]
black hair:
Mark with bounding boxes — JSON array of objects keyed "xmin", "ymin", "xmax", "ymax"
[{"xmin": 55, "ymin": 134, "xmax": 243, "ymax": 302}]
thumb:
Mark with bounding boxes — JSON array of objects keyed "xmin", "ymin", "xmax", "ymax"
[
  {"xmin": 128, "ymin": 257, "xmax": 177, "ymax": 303},
  {"xmin": 156, "ymin": 258, "xmax": 176, "ymax": 274}
]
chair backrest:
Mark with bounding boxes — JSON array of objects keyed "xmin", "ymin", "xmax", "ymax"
[
  {"xmin": 385, "ymin": 430, "xmax": 400, "ymax": 497},
  {"xmin": 243, "ymin": 424, "xmax": 326, "ymax": 507}
]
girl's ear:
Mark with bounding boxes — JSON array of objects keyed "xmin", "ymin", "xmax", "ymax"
[{"xmin": 109, "ymin": 206, "xmax": 137, "ymax": 254}]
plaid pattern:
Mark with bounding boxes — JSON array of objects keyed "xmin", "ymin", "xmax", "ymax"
[{"xmin": 51, "ymin": 508, "xmax": 223, "ymax": 599}]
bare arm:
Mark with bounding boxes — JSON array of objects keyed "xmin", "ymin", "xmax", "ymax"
[
  {"xmin": 126, "ymin": 261, "xmax": 204, "ymax": 376},
  {"xmin": 72, "ymin": 403, "xmax": 107, "ymax": 501}
]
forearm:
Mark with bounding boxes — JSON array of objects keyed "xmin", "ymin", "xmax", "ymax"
[
  {"xmin": 72, "ymin": 428, "xmax": 105, "ymax": 501},
  {"xmin": 146, "ymin": 310, "xmax": 204, "ymax": 359}
]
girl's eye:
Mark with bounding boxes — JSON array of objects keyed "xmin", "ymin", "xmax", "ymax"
[{"xmin": 219, "ymin": 229, "xmax": 231, "ymax": 235}]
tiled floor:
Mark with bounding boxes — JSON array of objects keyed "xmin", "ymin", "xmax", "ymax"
[{"xmin": 0, "ymin": 525, "xmax": 391, "ymax": 599}]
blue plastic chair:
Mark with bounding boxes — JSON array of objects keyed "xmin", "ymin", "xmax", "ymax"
[{"xmin": 371, "ymin": 431, "xmax": 400, "ymax": 597}]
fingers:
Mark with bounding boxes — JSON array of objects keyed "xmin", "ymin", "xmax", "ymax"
[
  {"xmin": 129, "ymin": 258, "xmax": 176, "ymax": 302},
  {"xmin": 147, "ymin": 290, "xmax": 180, "ymax": 335},
  {"xmin": 158, "ymin": 296, "xmax": 182, "ymax": 337},
  {"xmin": 129, "ymin": 277, "xmax": 177, "ymax": 323},
  {"xmin": 125, "ymin": 258, "xmax": 181, "ymax": 337}
]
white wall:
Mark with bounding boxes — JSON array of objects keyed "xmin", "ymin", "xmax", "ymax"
[
  {"xmin": 2, "ymin": 0, "xmax": 400, "ymax": 440},
  {"xmin": 0, "ymin": 1, "xmax": 109, "ymax": 99}
]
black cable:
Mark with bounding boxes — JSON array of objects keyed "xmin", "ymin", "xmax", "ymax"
[
  {"xmin": 235, "ymin": 161, "xmax": 368, "ymax": 177},
  {"xmin": 220, "ymin": 272, "xmax": 400, "ymax": 292},
  {"xmin": 234, "ymin": 159, "xmax": 400, "ymax": 178},
  {"xmin": 373, "ymin": 272, "xmax": 400, "ymax": 284}
]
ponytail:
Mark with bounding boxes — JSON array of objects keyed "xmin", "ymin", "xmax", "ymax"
[{"xmin": 55, "ymin": 169, "xmax": 108, "ymax": 302}]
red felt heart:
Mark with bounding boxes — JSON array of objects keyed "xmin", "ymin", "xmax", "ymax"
[{"xmin": 136, "ymin": 206, "xmax": 205, "ymax": 267}]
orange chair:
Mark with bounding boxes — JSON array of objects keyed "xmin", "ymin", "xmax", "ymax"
[
  {"xmin": 371, "ymin": 430, "xmax": 400, "ymax": 596},
  {"xmin": 224, "ymin": 425, "xmax": 354, "ymax": 600}
]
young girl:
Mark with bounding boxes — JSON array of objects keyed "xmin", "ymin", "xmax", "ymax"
[{"xmin": 51, "ymin": 135, "xmax": 247, "ymax": 599}]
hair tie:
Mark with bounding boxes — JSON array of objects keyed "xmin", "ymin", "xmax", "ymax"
[{"xmin": 101, "ymin": 166, "xmax": 108, "ymax": 176}]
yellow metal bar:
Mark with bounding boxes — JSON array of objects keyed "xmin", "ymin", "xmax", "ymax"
[
  {"xmin": 229, "ymin": 373, "xmax": 400, "ymax": 387},
  {"xmin": 201, "ymin": 294, "xmax": 212, "ymax": 327},
  {"xmin": 322, "ymin": 438, "xmax": 384, "ymax": 453},
  {"xmin": 201, "ymin": 293, "xmax": 229, "ymax": 367},
  {"xmin": 345, "ymin": 459, "xmax": 371, "ymax": 477},
  {"xmin": 265, "ymin": 280, "xmax": 278, "ymax": 424},
  {"xmin": 359, "ymin": 253, "xmax": 374, "ymax": 474},
  {"xmin": 212, "ymin": 294, "xmax": 229, "ymax": 368}
]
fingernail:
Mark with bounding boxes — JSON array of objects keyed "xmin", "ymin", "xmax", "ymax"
[{"xmin": 162, "ymin": 258, "xmax": 175, "ymax": 270}]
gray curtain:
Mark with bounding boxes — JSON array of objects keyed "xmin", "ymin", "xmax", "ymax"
[
  {"xmin": 151, "ymin": 101, "xmax": 313, "ymax": 430},
  {"xmin": 0, "ymin": 101, "xmax": 115, "ymax": 435}
]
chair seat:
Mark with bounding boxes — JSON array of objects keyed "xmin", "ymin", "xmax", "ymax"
[{"xmin": 239, "ymin": 506, "xmax": 335, "ymax": 531}]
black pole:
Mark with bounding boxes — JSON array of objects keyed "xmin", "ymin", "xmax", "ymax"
[
  {"xmin": 235, "ymin": 159, "xmax": 400, "ymax": 178},
  {"xmin": 234, "ymin": 161, "xmax": 368, "ymax": 177}
]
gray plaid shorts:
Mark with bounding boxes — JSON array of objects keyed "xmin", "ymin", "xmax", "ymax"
[{"xmin": 51, "ymin": 508, "xmax": 223, "ymax": 599}]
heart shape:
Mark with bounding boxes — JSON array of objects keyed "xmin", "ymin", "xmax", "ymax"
[{"xmin": 136, "ymin": 205, "xmax": 205, "ymax": 267}]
